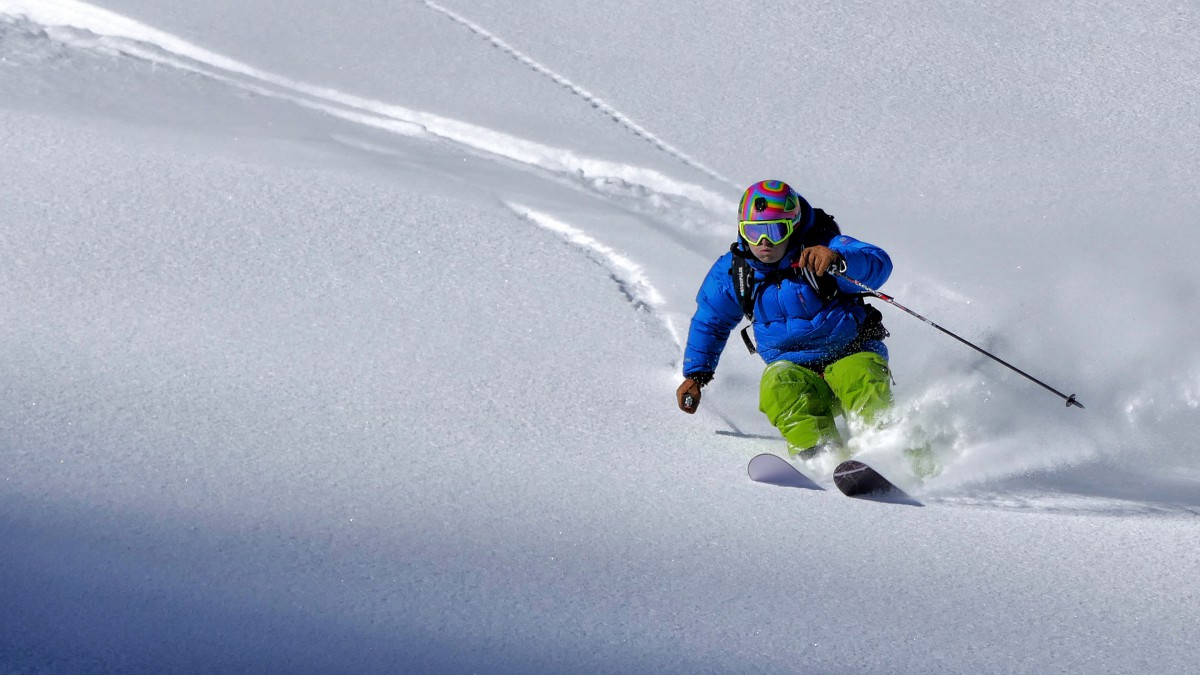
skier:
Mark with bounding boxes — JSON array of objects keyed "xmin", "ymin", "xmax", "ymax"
[{"xmin": 675, "ymin": 180, "xmax": 895, "ymax": 459}]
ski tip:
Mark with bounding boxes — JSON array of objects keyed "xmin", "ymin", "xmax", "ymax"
[
  {"xmin": 832, "ymin": 460, "xmax": 924, "ymax": 506},
  {"xmin": 748, "ymin": 453, "xmax": 822, "ymax": 490},
  {"xmin": 832, "ymin": 459, "xmax": 870, "ymax": 480},
  {"xmin": 832, "ymin": 459, "xmax": 898, "ymax": 498}
]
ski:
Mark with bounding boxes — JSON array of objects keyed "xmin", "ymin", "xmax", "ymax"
[
  {"xmin": 832, "ymin": 459, "xmax": 899, "ymax": 497},
  {"xmin": 747, "ymin": 453, "xmax": 822, "ymax": 490},
  {"xmin": 749, "ymin": 455, "xmax": 920, "ymax": 505}
]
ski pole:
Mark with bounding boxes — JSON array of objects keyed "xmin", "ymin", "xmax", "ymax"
[{"xmin": 831, "ymin": 269, "xmax": 1085, "ymax": 409}]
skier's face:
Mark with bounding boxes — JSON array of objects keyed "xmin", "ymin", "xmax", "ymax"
[{"xmin": 751, "ymin": 239, "xmax": 788, "ymax": 264}]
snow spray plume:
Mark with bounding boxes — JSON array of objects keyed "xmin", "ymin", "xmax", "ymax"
[{"xmin": 831, "ymin": 268, "xmax": 1085, "ymax": 409}]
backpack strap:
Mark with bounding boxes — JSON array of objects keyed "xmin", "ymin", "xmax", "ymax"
[
  {"xmin": 729, "ymin": 246, "xmax": 764, "ymax": 353},
  {"xmin": 729, "ymin": 245, "xmax": 806, "ymax": 354},
  {"xmin": 730, "ymin": 244, "xmax": 757, "ymax": 322}
]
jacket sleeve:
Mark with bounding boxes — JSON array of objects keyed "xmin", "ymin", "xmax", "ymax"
[
  {"xmin": 682, "ymin": 253, "xmax": 745, "ymax": 377},
  {"xmin": 827, "ymin": 234, "xmax": 892, "ymax": 292}
]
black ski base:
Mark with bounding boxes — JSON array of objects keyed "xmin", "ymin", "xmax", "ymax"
[{"xmin": 833, "ymin": 460, "xmax": 899, "ymax": 497}]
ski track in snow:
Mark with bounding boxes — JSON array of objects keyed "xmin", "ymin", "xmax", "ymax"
[
  {"xmin": 419, "ymin": 0, "xmax": 738, "ymax": 191},
  {"xmin": 0, "ymin": 0, "xmax": 716, "ymax": 359},
  {"xmin": 0, "ymin": 0, "xmax": 729, "ymax": 215},
  {"xmin": 507, "ymin": 202, "xmax": 683, "ymax": 349}
]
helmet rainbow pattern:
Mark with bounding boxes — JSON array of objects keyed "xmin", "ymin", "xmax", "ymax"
[{"xmin": 738, "ymin": 180, "xmax": 803, "ymax": 223}]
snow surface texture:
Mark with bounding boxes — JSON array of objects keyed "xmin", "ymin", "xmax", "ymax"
[{"xmin": 2, "ymin": 1, "xmax": 1198, "ymax": 672}]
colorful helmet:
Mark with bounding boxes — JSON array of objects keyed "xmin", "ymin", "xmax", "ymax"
[
  {"xmin": 739, "ymin": 180, "xmax": 802, "ymax": 222},
  {"xmin": 737, "ymin": 180, "xmax": 812, "ymax": 244}
]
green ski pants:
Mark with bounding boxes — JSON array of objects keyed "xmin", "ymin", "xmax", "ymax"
[{"xmin": 758, "ymin": 352, "xmax": 894, "ymax": 455}]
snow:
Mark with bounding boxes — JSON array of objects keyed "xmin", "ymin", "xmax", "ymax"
[{"xmin": 2, "ymin": 1, "xmax": 1199, "ymax": 672}]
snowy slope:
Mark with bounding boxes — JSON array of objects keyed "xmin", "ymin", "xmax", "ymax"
[{"xmin": 2, "ymin": 1, "xmax": 1199, "ymax": 672}]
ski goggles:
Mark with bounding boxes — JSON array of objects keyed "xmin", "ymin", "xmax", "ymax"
[{"xmin": 738, "ymin": 219, "xmax": 795, "ymax": 245}]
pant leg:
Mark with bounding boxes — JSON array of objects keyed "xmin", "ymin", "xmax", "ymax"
[
  {"xmin": 822, "ymin": 351, "xmax": 894, "ymax": 429},
  {"xmin": 759, "ymin": 360, "xmax": 842, "ymax": 455},
  {"xmin": 826, "ymin": 351, "xmax": 943, "ymax": 477}
]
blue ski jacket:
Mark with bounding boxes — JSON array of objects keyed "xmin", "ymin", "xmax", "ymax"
[{"xmin": 683, "ymin": 232, "xmax": 892, "ymax": 376}]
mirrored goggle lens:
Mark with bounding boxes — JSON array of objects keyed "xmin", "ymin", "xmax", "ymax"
[{"xmin": 739, "ymin": 219, "xmax": 793, "ymax": 245}]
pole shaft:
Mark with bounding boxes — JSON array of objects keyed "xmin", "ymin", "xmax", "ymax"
[{"xmin": 834, "ymin": 271, "xmax": 1084, "ymax": 409}]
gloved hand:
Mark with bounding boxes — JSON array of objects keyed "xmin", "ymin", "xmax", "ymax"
[
  {"xmin": 676, "ymin": 373, "xmax": 712, "ymax": 414},
  {"xmin": 796, "ymin": 246, "xmax": 845, "ymax": 277}
]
